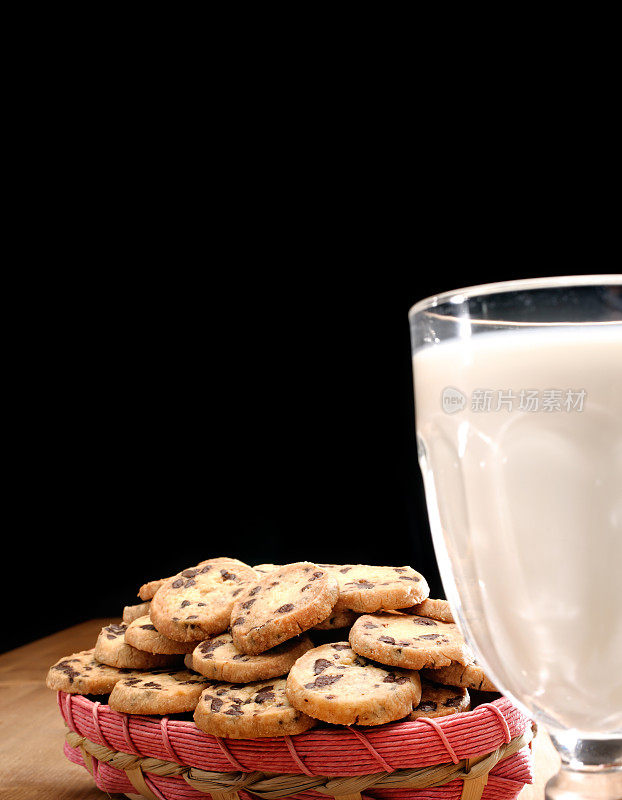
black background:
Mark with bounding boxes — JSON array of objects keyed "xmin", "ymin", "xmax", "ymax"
[{"xmin": 8, "ymin": 267, "xmax": 614, "ymax": 653}]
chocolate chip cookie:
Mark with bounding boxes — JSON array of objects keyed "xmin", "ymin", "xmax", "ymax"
[
  {"xmin": 230, "ymin": 562, "xmax": 339, "ymax": 655},
  {"xmin": 422, "ymin": 659, "xmax": 497, "ymax": 692},
  {"xmin": 318, "ymin": 564, "xmax": 429, "ymax": 613},
  {"xmin": 185, "ymin": 631, "xmax": 313, "ymax": 683},
  {"xmin": 108, "ymin": 669, "xmax": 210, "ymax": 714},
  {"xmin": 408, "ymin": 678, "xmax": 470, "ymax": 719},
  {"xmin": 150, "ymin": 557, "xmax": 258, "ymax": 642},
  {"xmin": 194, "ymin": 678, "xmax": 317, "ymax": 738},
  {"xmin": 94, "ymin": 623, "xmax": 180, "ymax": 669},
  {"xmin": 403, "ymin": 598, "xmax": 454, "ymax": 623},
  {"xmin": 46, "ymin": 649, "xmax": 137, "ymax": 695},
  {"xmin": 125, "ymin": 616, "xmax": 196, "ymax": 655},
  {"xmin": 286, "ymin": 642, "xmax": 421, "ymax": 726},
  {"xmin": 349, "ymin": 613, "xmax": 470, "ymax": 670}
]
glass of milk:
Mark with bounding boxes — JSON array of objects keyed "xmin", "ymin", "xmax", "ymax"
[{"xmin": 410, "ymin": 276, "xmax": 622, "ymax": 800}]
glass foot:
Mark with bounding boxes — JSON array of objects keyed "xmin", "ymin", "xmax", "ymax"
[{"xmin": 546, "ymin": 731, "xmax": 622, "ymax": 800}]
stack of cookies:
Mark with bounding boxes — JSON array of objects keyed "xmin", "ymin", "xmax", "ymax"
[{"xmin": 47, "ymin": 557, "xmax": 497, "ymax": 738}]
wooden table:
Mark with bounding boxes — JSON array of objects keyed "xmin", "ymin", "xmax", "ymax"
[{"xmin": 0, "ymin": 619, "xmax": 560, "ymax": 799}]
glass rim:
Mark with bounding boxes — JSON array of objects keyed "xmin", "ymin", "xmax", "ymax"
[{"xmin": 408, "ymin": 274, "xmax": 622, "ymax": 319}]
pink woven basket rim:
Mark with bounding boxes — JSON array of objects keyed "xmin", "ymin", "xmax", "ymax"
[
  {"xmin": 63, "ymin": 739, "xmax": 534, "ymax": 800},
  {"xmin": 58, "ymin": 692, "xmax": 531, "ymax": 778}
]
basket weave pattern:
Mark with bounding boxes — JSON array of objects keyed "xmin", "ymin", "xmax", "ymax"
[{"xmin": 58, "ymin": 691, "xmax": 534, "ymax": 800}]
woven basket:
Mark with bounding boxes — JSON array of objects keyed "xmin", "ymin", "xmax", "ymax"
[{"xmin": 58, "ymin": 691, "xmax": 535, "ymax": 800}]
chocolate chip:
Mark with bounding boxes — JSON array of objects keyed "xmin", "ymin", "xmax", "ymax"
[
  {"xmin": 210, "ymin": 697, "xmax": 223, "ymax": 711},
  {"xmin": 140, "ymin": 624, "xmax": 157, "ymax": 631},
  {"xmin": 417, "ymin": 701, "xmax": 437, "ymax": 711},
  {"xmin": 200, "ymin": 640, "xmax": 221, "ymax": 654},
  {"xmin": 339, "ymin": 567, "xmax": 351, "ymax": 573},
  {"xmin": 225, "ymin": 705, "xmax": 244, "ymax": 716},
  {"xmin": 331, "ymin": 643, "xmax": 350, "ymax": 650},
  {"xmin": 379, "ymin": 636, "xmax": 396, "ymax": 645},
  {"xmin": 383, "ymin": 673, "xmax": 410, "ymax": 684},
  {"xmin": 313, "ymin": 658, "xmax": 332, "ymax": 675},
  {"xmin": 276, "ymin": 604, "xmax": 294, "ymax": 613},
  {"xmin": 255, "ymin": 686, "xmax": 275, "ymax": 703},
  {"xmin": 241, "ymin": 599, "xmax": 256, "ymax": 610},
  {"xmin": 142, "ymin": 681, "xmax": 162, "ymax": 689},
  {"xmin": 248, "ymin": 586, "xmax": 262, "ymax": 596},
  {"xmin": 106, "ymin": 624, "xmax": 126, "ymax": 635},
  {"xmin": 412, "ymin": 617, "xmax": 437, "ymax": 626},
  {"xmin": 54, "ymin": 662, "xmax": 80, "ymax": 683},
  {"xmin": 304, "ymin": 675, "xmax": 343, "ymax": 689},
  {"xmin": 363, "ymin": 622, "xmax": 378, "ymax": 629},
  {"xmin": 444, "ymin": 696, "xmax": 463, "ymax": 708},
  {"xmin": 200, "ymin": 565, "xmax": 212, "ymax": 573},
  {"xmin": 355, "ymin": 580, "xmax": 374, "ymax": 589},
  {"xmin": 220, "ymin": 570, "xmax": 237, "ymax": 581},
  {"xmin": 231, "ymin": 617, "xmax": 244, "ymax": 627},
  {"xmin": 172, "ymin": 579, "xmax": 184, "ymax": 589},
  {"xmin": 418, "ymin": 634, "xmax": 441, "ymax": 640},
  {"xmin": 182, "ymin": 568, "xmax": 199, "ymax": 578},
  {"xmin": 180, "ymin": 600, "xmax": 191, "ymax": 609}
]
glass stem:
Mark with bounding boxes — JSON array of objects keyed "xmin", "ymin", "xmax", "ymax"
[{"xmin": 546, "ymin": 731, "xmax": 622, "ymax": 800}]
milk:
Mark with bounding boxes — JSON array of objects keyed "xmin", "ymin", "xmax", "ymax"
[{"xmin": 413, "ymin": 326, "xmax": 622, "ymax": 734}]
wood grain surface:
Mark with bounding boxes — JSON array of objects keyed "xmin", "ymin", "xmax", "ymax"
[{"xmin": 0, "ymin": 619, "xmax": 560, "ymax": 799}]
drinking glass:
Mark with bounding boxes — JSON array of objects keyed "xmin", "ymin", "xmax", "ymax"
[{"xmin": 409, "ymin": 276, "xmax": 622, "ymax": 799}]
